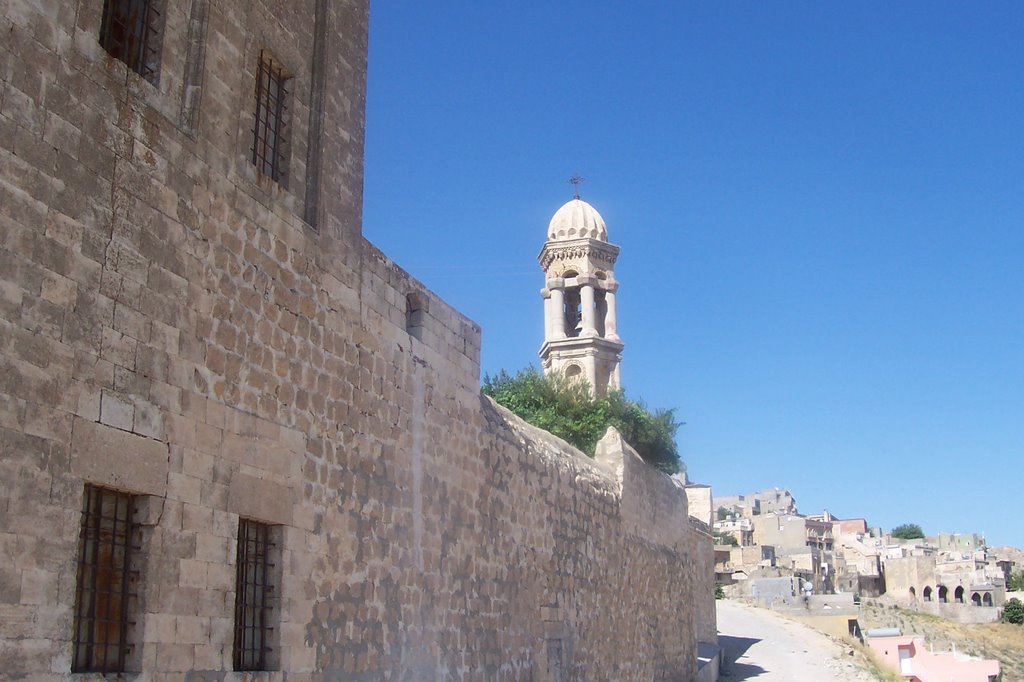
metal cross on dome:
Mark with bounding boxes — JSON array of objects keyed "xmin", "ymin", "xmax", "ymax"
[{"xmin": 568, "ymin": 173, "xmax": 585, "ymax": 199}]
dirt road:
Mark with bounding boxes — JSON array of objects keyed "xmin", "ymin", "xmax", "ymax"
[{"xmin": 716, "ymin": 600, "xmax": 878, "ymax": 681}]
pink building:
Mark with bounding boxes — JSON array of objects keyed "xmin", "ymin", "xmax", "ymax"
[
  {"xmin": 867, "ymin": 634, "xmax": 1000, "ymax": 682},
  {"xmin": 836, "ymin": 518, "xmax": 868, "ymax": 535}
]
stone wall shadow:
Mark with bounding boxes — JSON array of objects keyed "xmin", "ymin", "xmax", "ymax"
[{"xmin": 718, "ymin": 634, "xmax": 767, "ymax": 680}]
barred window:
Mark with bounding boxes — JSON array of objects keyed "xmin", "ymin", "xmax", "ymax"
[
  {"xmin": 72, "ymin": 485, "xmax": 140, "ymax": 674},
  {"xmin": 99, "ymin": 0, "xmax": 164, "ymax": 84},
  {"xmin": 233, "ymin": 519, "xmax": 276, "ymax": 671},
  {"xmin": 251, "ymin": 51, "xmax": 291, "ymax": 183}
]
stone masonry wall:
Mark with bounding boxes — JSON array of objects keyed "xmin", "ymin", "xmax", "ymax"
[{"xmin": 0, "ymin": 1, "xmax": 713, "ymax": 679}]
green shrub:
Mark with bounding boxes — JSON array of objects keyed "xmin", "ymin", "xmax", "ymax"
[
  {"xmin": 892, "ymin": 523, "xmax": 925, "ymax": 540},
  {"xmin": 713, "ymin": 531, "xmax": 738, "ymax": 547},
  {"xmin": 1003, "ymin": 598, "xmax": 1024, "ymax": 625},
  {"xmin": 483, "ymin": 367, "xmax": 684, "ymax": 474}
]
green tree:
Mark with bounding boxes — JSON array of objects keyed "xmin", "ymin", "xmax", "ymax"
[
  {"xmin": 891, "ymin": 523, "xmax": 925, "ymax": 540},
  {"xmin": 1002, "ymin": 598, "xmax": 1024, "ymax": 625},
  {"xmin": 713, "ymin": 531, "xmax": 738, "ymax": 547},
  {"xmin": 482, "ymin": 367, "xmax": 684, "ymax": 474},
  {"xmin": 717, "ymin": 506, "xmax": 730, "ymax": 521},
  {"xmin": 714, "ymin": 584, "xmax": 725, "ymax": 600},
  {"xmin": 1007, "ymin": 571, "xmax": 1024, "ymax": 592}
]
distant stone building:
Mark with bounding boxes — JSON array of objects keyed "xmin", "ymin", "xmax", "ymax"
[
  {"xmin": 883, "ymin": 555, "xmax": 1006, "ymax": 623},
  {"xmin": 682, "ymin": 481, "xmax": 714, "ymax": 530},
  {"xmin": 836, "ymin": 518, "xmax": 869, "ymax": 536},
  {"xmin": 0, "ymin": 0, "xmax": 715, "ymax": 678},
  {"xmin": 714, "ymin": 487, "xmax": 797, "ymax": 518},
  {"xmin": 935, "ymin": 532, "xmax": 986, "ymax": 554},
  {"xmin": 832, "ymin": 524, "xmax": 885, "ymax": 597},
  {"xmin": 745, "ymin": 513, "xmax": 834, "ymax": 593},
  {"xmin": 716, "ymin": 517, "xmax": 754, "ymax": 546}
]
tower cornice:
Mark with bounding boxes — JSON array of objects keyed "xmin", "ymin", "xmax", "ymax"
[
  {"xmin": 537, "ymin": 238, "xmax": 620, "ymax": 272},
  {"xmin": 539, "ymin": 336, "xmax": 625, "ymax": 357}
]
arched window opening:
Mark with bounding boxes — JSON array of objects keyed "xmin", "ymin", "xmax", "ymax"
[
  {"xmin": 909, "ymin": 587, "xmax": 917, "ymax": 600},
  {"xmin": 971, "ymin": 592, "xmax": 981, "ymax": 606},
  {"xmin": 983, "ymin": 592, "xmax": 993, "ymax": 607},
  {"xmin": 938, "ymin": 585, "xmax": 948, "ymax": 603},
  {"xmin": 564, "ymin": 364, "xmax": 582, "ymax": 379},
  {"xmin": 954, "ymin": 586, "xmax": 964, "ymax": 603},
  {"xmin": 923, "ymin": 586, "xmax": 932, "ymax": 602}
]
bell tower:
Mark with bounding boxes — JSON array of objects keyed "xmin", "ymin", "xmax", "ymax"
[{"xmin": 539, "ymin": 197, "xmax": 623, "ymax": 396}]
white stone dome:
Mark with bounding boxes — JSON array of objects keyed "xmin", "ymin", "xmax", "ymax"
[{"xmin": 547, "ymin": 198, "xmax": 607, "ymax": 242}]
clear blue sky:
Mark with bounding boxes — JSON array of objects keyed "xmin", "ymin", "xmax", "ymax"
[{"xmin": 361, "ymin": 2, "xmax": 1024, "ymax": 548}]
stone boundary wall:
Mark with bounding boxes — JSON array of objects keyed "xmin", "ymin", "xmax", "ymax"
[
  {"xmin": 872, "ymin": 597, "xmax": 1003, "ymax": 625},
  {"xmin": 0, "ymin": 1, "xmax": 712, "ymax": 679},
  {"xmin": 691, "ymin": 521, "xmax": 718, "ymax": 644}
]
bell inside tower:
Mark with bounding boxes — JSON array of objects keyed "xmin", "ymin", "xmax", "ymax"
[{"xmin": 563, "ymin": 288, "xmax": 582, "ymax": 338}]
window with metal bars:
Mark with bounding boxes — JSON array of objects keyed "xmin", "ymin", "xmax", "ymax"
[
  {"xmin": 251, "ymin": 50, "xmax": 291, "ymax": 183},
  {"xmin": 99, "ymin": 0, "xmax": 164, "ymax": 84},
  {"xmin": 233, "ymin": 518, "xmax": 277, "ymax": 671},
  {"xmin": 72, "ymin": 485, "xmax": 140, "ymax": 674}
]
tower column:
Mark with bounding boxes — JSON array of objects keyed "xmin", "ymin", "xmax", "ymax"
[
  {"xmin": 584, "ymin": 353, "xmax": 598, "ymax": 391},
  {"xmin": 548, "ymin": 280, "xmax": 566, "ymax": 339},
  {"xmin": 541, "ymin": 288, "xmax": 552, "ymax": 341},
  {"xmin": 604, "ymin": 283, "xmax": 620, "ymax": 341},
  {"xmin": 579, "ymin": 276, "xmax": 598, "ymax": 337}
]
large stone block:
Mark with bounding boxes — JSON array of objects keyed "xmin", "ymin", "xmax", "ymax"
[
  {"xmin": 227, "ymin": 471, "xmax": 294, "ymax": 526},
  {"xmin": 70, "ymin": 417, "xmax": 169, "ymax": 497}
]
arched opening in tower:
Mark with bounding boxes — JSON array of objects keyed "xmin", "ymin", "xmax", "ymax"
[{"xmin": 563, "ymin": 288, "xmax": 582, "ymax": 338}]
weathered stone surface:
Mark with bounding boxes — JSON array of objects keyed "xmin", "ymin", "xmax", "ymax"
[
  {"xmin": 226, "ymin": 471, "xmax": 294, "ymax": 527},
  {"xmin": 70, "ymin": 418, "xmax": 170, "ymax": 497},
  {"xmin": 0, "ymin": 1, "xmax": 713, "ymax": 679}
]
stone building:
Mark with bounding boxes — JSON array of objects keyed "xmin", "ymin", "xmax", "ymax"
[
  {"xmin": 0, "ymin": 0, "xmax": 715, "ymax": 679},
  {"xmin": 935, "ymin": 532, "xmax": 986, "ymax": 555},
  {"xmin": 750, "ymin": 513, "xmax": 835, "ymax": 594},
  {"xmin": 883, "ymin": 555, "xmax": 1007, "ymax": 618},
  {"xmin": 714, "ymin": 517, "xmax": 753, "ymax": 547},
  {"xmin": 832, "ymin": 534, "xmax": 884, "ymax": 598},
  {"xmin": 714, "ymin": 487, "xmax": 796, "ymax": 519},
  {"xmin": 681, "ymin": 482, "xmax": 713, "ymax": 530},
  {"xmin": 538, "ymin": 198, "xmax": 623, "ymax": 397}
]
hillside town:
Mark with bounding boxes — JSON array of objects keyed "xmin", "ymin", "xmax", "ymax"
[
  {"xmin": 695, "ymin": 486, "xmax": 1018, "ymax": 611},
  {"xmin": 690, "ymin": 484, "xmax": 1023, "ymax": 680}
]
